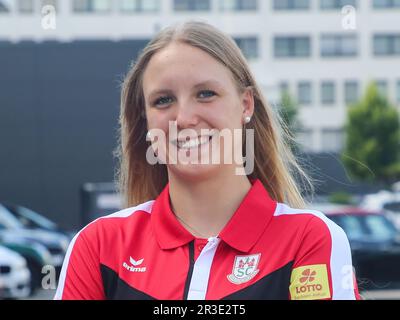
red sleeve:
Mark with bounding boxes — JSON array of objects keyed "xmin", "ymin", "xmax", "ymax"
[
  {"xmin": 289, "ymin": 215, "xmax": 360, "ymax": 300},
  {"xmin": 54, "ymin": 221, "xmax": 105, "ymax": 300}
]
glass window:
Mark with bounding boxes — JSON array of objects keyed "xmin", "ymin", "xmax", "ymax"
[
  {"xmin": 42, "ymin": 0, "xmax": 58, "ymax": 11},
  {"xmin": 373, "ymin": 0, "xmax": 400, "ymax": 8},
  {"xmin": 364, "ymin": 215, "xmax": 397, "ymax": 241},
  {"xmin": 219, "ymin": 0, "xmax": 257, "ymax": 11},
  {"xmin": 374, "ymin": 34, "xmax": 400, "ymax": 56},
  {"xmin": 320, "ymin": 0, "xmax": 357, "ymax": 9},
  {"xmin": 0, "ymin": 0, "xmax": 10, "ymax": 12},
  {"xmin": 344, "ymin": 80, "xmax": 359, "ymax": 104},
  {"xmin": 321, "ymin": 128, "xmax": 343, "ymax": 152},
  {"xmin": 73, "ymin": 0, "xmax": 112, "ymax": 12},
  {"xmin": 280, "ymin": 82, "xmax": 290, "ymax": 95},
  {"xmin": 273, "ymin": 0, "xmax": 310, "ymax": 10},
  {"xmin": 321, "ymin": 81, "xmax": 336, "ymax": 104},
  {"xmin": 296, "ymin": 129, "xmax": 314, "ymax": 151},
  {"xmin": 18, "ymin": 0, "xmax": 34, "ymax": 13},
  {"xmin": 274, "ymin": 36, "xmax": 311, "ymax": 57},
  {"xmin": 0, "ymin": 205, "xmax": 23, "ymax": 229},
  {"xmin": 337, "ymin": 216, "xmax": 364, "ymax": 241},
  {"xmin": 120, "ymin": 0, "xmax": 159, "ymax": 12},
  {"xmin": 335, "ymin": 214, "xmax": 397, "ymax": 242},
  {"xmin": 321, "ymin": 34, "xmax": 358, "ymax": 57},
  {"xmin": 234, "ymin": 37, "xmax": 259, "ymax": 60},
  {"xmin": 174, "ymin": 0, "xmax": 210, "ymax": 11},
  {"xmin": 376, "ymin": 80, "xmax": 388, "ymax": 97},
  {"xmin": 397, "ymin": 80, "xmax": 400, "ymax": 103},
  {"xmin": 298, "ymin": 81, "xmax": 312, "ymax": 105}
]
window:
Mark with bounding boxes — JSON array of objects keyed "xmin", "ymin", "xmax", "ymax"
[
  {"xmin": 397, "ymin": 80, "xmax": 400, "ymax": 103},
  {"xmin": 219, "ymin": 0, "xmax": 257, "ymax": 11},
  {"xmin": 234, "ymin": 37, "xmax": 259, "ymax": 60},
  {"xmin": 0, "ymin": 1, "xmax": 10, "ymax": 12},
  {"xmin": 376, "ymin": 80, "xmax": 388, "ymax": 97},
  {"xmin": 321, "ymin": 81, "xmax": 336, "ymax": 104},
  {"xmin": 296, "ymin": 129, "xmax": 314, "ymax": 152},
  {"xmin": 321, "ymin": 128, "xmax": 344, "ymax": 152},
  {"xmin": 73, "ymin": 0, "xmax": 111, "ymax": 12},
  {"xmin": 174, "ymin": 0, "xmax": 210, "ymax": 11},
  {"xmin": 321, "ymin": 34, "xmax": 358, "ymax": 57},
  {"xmin": 280, "ymin": 82, "xmax": 290, "ymax": 95},
  {"xmin": 274, "ymin": 36, "xmax": 311, "ymax": 57},
  {"xmin": 320, "ymin": 0, "xmax": 357, "ymax": 9},
  {"xmin": 344, "ymin": 80, "xmax": 359, "ymax": 104},
  {"xmin": 373, "ymin": 0, "xmax": 400, "ymax": 8},
  {"xmin": 273, "ymin": 0, "xmax": 310, "ymax": 10},
  {"xmin": 298, "ymin": 81, "xmax": 312, "ymax": 105},
  {"xmin": 374, "ymin": 34, "xmax": 400, "ymax": 56},
  {"xmin": 18, "ymin": 0, "xmax": 34, "ymax": 13},
  {"xmin": 120, "ymin": 0, "xmax": 159, "ymax": 12},
  {"xmin": 42, "ymin": 0, "xmax": 58, "ymax": 11}
]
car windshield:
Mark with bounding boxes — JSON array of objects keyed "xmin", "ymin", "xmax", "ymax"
[
  {"xmin": 8, "ymin": 205, "xmax": 57, "ymax": 230},
  {"xmin": 383, "ymin": 202, "xmax": 400, "ymax": 213},
  {"xmin": 331, "ymin": 214, "xmax": 398, "ymax": 242},
  {"xmin": 0, "ymin": 204, "xmax": 23, "ymax": 229}
]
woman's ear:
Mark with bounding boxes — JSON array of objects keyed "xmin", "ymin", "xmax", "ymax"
[{"xmin": 241, "ymin": 87, "xmax": 255, "ymax": 120}]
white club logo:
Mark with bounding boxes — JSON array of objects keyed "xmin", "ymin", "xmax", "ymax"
[{"xmin": 227, "ymin": 254, "xmax": 261, "ymax": 285}]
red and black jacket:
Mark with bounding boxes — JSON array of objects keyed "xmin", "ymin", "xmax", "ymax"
[{"xmin": 54, "ymin": 179, "xmax": 360, "ymax": 300}]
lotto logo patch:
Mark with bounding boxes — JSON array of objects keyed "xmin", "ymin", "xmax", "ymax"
[{"xmin": 289, "ymin": 264, "xmax": 331, "ymax": 300}]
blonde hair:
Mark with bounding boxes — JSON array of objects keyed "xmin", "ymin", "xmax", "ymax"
[{"xmin": 116, "ymin": 21, "xmax": 313, "ymax": 208}]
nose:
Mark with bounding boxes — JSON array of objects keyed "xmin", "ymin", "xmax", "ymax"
[{"xmin": 175, "ymin": 99, "xmax": 200, "ymax": 130}]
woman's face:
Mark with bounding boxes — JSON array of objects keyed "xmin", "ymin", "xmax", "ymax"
[{"xmin": 142, "ymin": 42, "xmax": 253, "ymax": 181}]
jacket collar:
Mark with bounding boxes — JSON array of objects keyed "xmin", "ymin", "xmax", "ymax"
[{"xmin": 151, "ymin": 179, "xmax": 277, "ymax": 252}]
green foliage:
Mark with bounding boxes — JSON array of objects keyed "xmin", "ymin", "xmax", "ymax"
[
  {"xmin": 280, "ymin": 91, "xmax": 298, "ymax": 132},
  {"xmin": 279, "ymin": 91, "xmax": 303, "ymax": 154},
  {"xmin": 342, "ymin": 83, "xmax": 400, "ymax": 185},
  {"xmin": 328, "ymin": 191, "xmax": 354, "ymax": 205}
]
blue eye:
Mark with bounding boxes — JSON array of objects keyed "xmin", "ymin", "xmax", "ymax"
[
  {"xmin": 198, "ymin": 90, "xmax": 216, "ymax": 99},
  {"xmin": 154, "ymin": 96, "xmax": 173, "ymax": 107}
]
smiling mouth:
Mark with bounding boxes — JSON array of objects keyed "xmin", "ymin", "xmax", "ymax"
[{"xmin": 172, "ymin": 135, "xmax": 213, "ymax": 150}]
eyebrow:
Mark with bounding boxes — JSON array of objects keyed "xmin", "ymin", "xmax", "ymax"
[{"xmin": 147, "ymin": 80, "xmax": 224, "ymax": 100}]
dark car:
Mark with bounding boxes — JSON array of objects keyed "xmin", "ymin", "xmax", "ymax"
[
  {"xmin": 0, "ymin": 204, "xmax": 70, "ymax": 287},
  {"xmin": 1, "ymin": 203, "xmax": 76, "ymax": 239},
  {"xmin": 325, "ymin": 207, "xmax": 400, "ymax": 290}
]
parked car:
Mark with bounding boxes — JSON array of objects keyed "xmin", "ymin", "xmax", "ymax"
[
  {"xmin": 360, "ymin": 190, "xmax": 400, "ymax": 230},
  {"xmin": 0, "ymin": 204, "xmax": 70, "ymax": 279},
  {"xmin": 0, "ymin": 245, "xmax": 30, "ymax": 299},
  {"xmin": 0, "ymin": 231, "xmax": 52, "ymax": 295},
  {"xmin": 1, "ymin": 203, "xmax": 75, "ymax": 238},
  {"xmin": 322, "ymin": 206, "xmax": 400, "ymax": 290}
]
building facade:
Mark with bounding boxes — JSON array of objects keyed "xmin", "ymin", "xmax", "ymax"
[{"xmin": 1, "ymin": 0, "xmax": 399, "ymax": 152}]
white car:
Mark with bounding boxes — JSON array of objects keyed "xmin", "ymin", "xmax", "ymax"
[
  {"xmin": 360, "ymin": 190, "xmax": 400, "ymax": 229},
  {"xmin": 0, "ymin": 245, "xmax": 31, "ymax": 299}
]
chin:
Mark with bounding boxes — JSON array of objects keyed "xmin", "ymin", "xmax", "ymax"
[{"xmin": 168, "ymin": 163, "xmax": 222, "ymax": 182}]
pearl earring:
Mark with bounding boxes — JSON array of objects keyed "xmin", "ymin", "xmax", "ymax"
[
  {"xmin": 244, "ymin": 116, "xmax": 251, "ymax": 124},
  {"xmin": 146, "ymin": 131, "xmax": 152, "ymax": 140}
]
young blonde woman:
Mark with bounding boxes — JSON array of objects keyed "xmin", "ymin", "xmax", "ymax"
[{"xmin": 55, "ymin": 22, "xmax": 360, "ymax": 300}]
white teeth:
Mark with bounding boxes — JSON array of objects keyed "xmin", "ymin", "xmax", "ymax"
[{"xmin": 178, "ymin": 136, "xmax": 210, "ymax": 149}]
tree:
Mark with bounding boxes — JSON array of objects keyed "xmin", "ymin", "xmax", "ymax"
[
  {"xmin": 279, "ymin": 91, "xmax": 302, "ymax": 153},
  {"xmin": 342, "ymin": 83, "xmax": 400, "ymax": 185},
  {"xmin": 279, "ymin": 91, "xmax": 299, "ymax": 134}
]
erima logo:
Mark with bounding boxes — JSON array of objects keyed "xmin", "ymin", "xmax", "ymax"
[{"xmin": 123, "ymin": 257, "xmax": 147, "ymax": 273}]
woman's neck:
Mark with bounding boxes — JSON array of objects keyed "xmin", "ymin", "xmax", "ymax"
[{"xmin": 168, "ymin": 171, "xmax": 252, "ymax": 239}]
